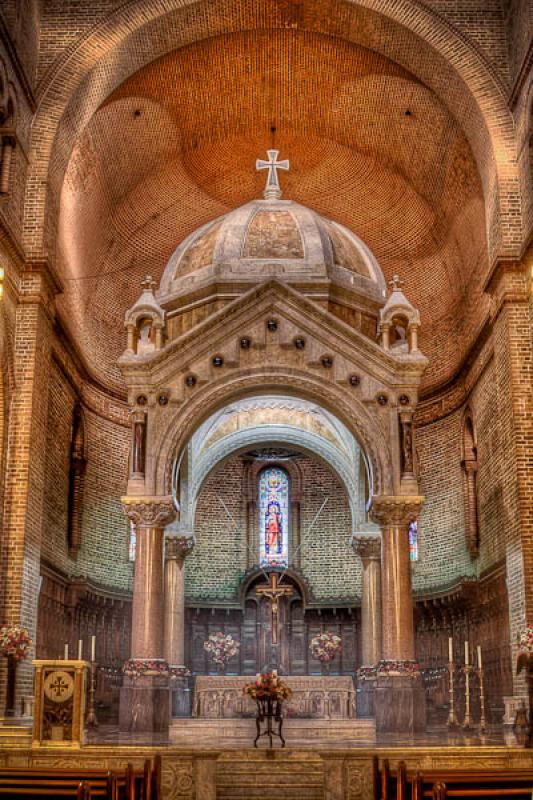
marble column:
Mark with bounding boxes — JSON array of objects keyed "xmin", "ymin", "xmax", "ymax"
[
  {"xmin": 352, "ymin": 535, "xmax": 381, "ymax": 717},
  {"xmin": 164, "ymin": 534, "xmax": 195, "ymax": 667},
  {"xmin": 164, "ymin": 534, "xmax": 195, "ymax": 718},
  {"xmin": 119, "ymin": 495, "xmax": 176, "ymax": 732},
  {"xmin": 370, "ymin": 495, "xmax": 425, "ymax": 733}
]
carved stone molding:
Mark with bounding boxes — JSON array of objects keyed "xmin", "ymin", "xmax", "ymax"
[
  {"xmin": 370, "ymin": 495, "xmax": 424, "ymax": 527},
  {"xmin": 121, "ymin": 495, "xmax": 176, "ymax": 528},
  {"xmin": 165, "ymin": 534, "xmax": 195, "ymax": 564},
  {"xmin": 351, "ymin": 535, "xmax": 381, "ymax": 560}
]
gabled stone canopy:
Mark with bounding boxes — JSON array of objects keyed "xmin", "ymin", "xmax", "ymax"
[{"xmin": 119, "ymin": 278, "xmax": 427, "ymax": 500}]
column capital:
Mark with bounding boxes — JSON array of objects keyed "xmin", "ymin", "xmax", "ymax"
[
  {"xmin": 121, "ymin": 495, "xmax": 176, "ymax": 528},
  {"xmin": 351, "ymin": 535, "xmax": 381, "ymax": 560},
  {"xmin": 370, "ymin": 495, "xmax": 424, "ymax": 527},
  {"xmin": 165, "ymin": 534, "xmax": 195, "ymax": 564}
]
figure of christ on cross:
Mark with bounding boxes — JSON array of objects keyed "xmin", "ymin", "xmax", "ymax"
[{"xmin": 255, "ymin": 572, "xmax": 294, "ymax": 645}]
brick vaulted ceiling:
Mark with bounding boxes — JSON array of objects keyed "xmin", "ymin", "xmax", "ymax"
[{"xmin": 57, "ymin": 22, "xmax": 489, "ymax": 395}]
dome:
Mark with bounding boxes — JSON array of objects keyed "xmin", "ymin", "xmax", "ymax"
[{"xmin": 158, "ymin": 197, "xmax": 387, "ymax": 305}]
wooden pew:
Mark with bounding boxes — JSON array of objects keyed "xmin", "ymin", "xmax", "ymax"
[
  {"xmin": 376, "ymin": 760, "xmax": 533, "ymax": 800},
  {"xmin": 0, "ymin": 778, "xmax": 93, "ymax": 799},
  {"xmin": 0, "ymin": 757, "xmax": 160, "ymax": 800}
]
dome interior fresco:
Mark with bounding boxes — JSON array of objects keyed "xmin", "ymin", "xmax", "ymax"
[{"xmin": 57, "ymin": 23, "xmax": 489, "ymax": 394}]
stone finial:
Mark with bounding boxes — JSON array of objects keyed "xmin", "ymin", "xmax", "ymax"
[
  {"xmin": 121, "ymin": 495, "xmax": 176, "ymax": 528},
  {"xmin": 123, "ymin": 275, "xmax": 165, "ymax": 356},
  {"xmin": 165, "ymin": 534, "xmax": 195, "ymax": 564},
  {"xmin": 351, "ymin": 535, "xmax": 381, "ymax": 560},
  {"xmin": 379, "ymin": 274, "xmax": 421, "ymax": 354},
  {"xmin": 256, "ymin": 149, "xmax": 290, "ymax": 200}
]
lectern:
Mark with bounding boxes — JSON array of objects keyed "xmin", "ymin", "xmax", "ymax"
[{"xmin": 32, "ymin": 660, "xmax": 90, "ymax": 748}]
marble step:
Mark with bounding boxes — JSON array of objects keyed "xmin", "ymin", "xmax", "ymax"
[
  {"xmin": 170, "ymin": 716, "xmax": 375, "ymax": 746},
  {"xmin": 217, "ymin": 766, "xmax": 324, "ymax": 799},
  {"xmin": 0, "ymin": 719, "xmax": 32, "ymax": 746}
]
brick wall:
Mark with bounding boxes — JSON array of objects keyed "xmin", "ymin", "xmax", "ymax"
[
  {"xmin": 186, "ymin": 454, "xmax": 358, "ymax": 602},
  {"xmin": 41, "ymin": 359, "xmax": 133, "ymax": 592}
]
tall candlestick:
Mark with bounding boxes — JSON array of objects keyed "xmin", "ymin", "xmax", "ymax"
[
  {"xmin": 477, "ymin": 645, "xmax": 482, "ymax": 669},
  {"xmin": 464, "ymin": 641, "xmax": 469, "ymax": 665},
  {"xmin": 91, "ymin": 635, "xmax": 96, "ymax": 662},
  {"xmin": 64, "ymin": 643, "xmax": 69, "ymax": 660},
  {"xmin": 448, "ymin": 637, "xmax": 453, "ymax": 662},
  {"xmin": 78, "ymin": 639, "xmax": 83, "ymax": 661}
]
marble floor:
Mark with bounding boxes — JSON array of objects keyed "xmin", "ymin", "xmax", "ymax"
[{"xmin": 86, "ymin": 722, "xmax": 530, "ymax": 750}]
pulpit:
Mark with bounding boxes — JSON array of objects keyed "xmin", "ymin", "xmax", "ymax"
[{"xmin": 32, "ymin": 660, "xmax": 90, "ymax": 748}]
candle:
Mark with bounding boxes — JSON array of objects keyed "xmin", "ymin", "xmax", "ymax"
[
  {"xmin": 78, "ymin": 639, "xmax": 83, "ymax": 661},
  {"xmin": 464, "ymin": 641, "xmax": 469, "ymax": 665},
  {"xmin": 477, "ymin": 645, "xmax": 482, "ymax": 669},
  {"xmin": 448, "ymin": 637, "xmax": 453, "ymax": 663},
  {"xmin": 91, "ymin": 635, "xmax": 96, "ymax": 662},
  {"xmin": 64, "ymin": 643, "xmax": 69, "ymax": 660}
]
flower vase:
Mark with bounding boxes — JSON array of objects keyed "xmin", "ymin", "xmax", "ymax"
[
  {"xmin": 5, "ymin": 655, "xmax": 16, "ymax": 717},
  {"xmin": 322, "ymin": 661, "xmax": 331, "ymax": 677},
  {"xmin": 216, "ymin": 662, "xmax": 226, "ymax": 676}
]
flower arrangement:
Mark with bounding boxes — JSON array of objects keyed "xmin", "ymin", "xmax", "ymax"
[
  {"xmin": 376, "ymin": 659, "xmax": 421, "ymax": 678},
  {"xmin": 518, "ymin": 628, "xmax": 533, "ymax": 653},
  {"xmin": 122, "ymin": 658, "xmax": 169, "ymax": 678},
  {"xmin": 244, "ymin": 671, "xmax": 293, "ymax": 702},
  {"xmin": 203, "ymin": 632, "xmax": 240, "ymax": 666},
  {"xmin": 169, "ymin": 665, "xmax": 192, "ymax": 680},
  {"xmin": 357, "ymin": 665, "xmax": 377, "ymax": 682},
  {"xmin": 0, "ymin": 625, "xmax": 32, "ymax": 661},
  {"xmin": 310, "ymin": 632, "xmax": 342, "ymax": 663}
]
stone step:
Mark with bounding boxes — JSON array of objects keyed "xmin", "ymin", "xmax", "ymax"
[{"xmin": 216, "ymin": 753, "xmax": 325, "ymax": 800}]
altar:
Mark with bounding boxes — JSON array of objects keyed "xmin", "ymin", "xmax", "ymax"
[{"xmin": 192, "ymin": 675, "xmax": 356, "ymax": 719}]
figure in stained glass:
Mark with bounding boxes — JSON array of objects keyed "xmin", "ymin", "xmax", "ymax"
[{"xmin": 259, "ymin": 467, "xmax": 289, "ymax": 568}]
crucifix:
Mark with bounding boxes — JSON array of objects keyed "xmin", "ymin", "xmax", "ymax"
[
  {"xmin": 256, "ymin": 150, "xmax": 290, "ymax": 200},
  {"xmin": 256, "ymin": 572, "xmax": 294, "ymax": 645}
]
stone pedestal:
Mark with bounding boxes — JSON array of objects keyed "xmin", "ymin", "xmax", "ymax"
[
  {"xmin": 374, "ymin": 676, "xmax": 426, "ymax": 734},
  {"xmin": 356, "ymin": 679, "xmax": 375, "ymax": 718},
  {"xmin": 171, "ymin": 676, "xmax": 193, "ymax": 718},
  {"xmin": 119, "ymin": 674, "xmax": 170, "ymax": 733}
]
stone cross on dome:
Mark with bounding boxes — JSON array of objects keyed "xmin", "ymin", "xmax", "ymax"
[{"xmin": 256, "ymin": 149, "xmax": 290, "ymax": 199}]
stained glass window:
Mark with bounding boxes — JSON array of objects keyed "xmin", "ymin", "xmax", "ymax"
[
  {"xmin": 409, "ymin": 520, "xmax": 418, "ymax": 561},
  {"xmin": 259, "ymin": 467, "xmax": 289, "ymax": 568}
]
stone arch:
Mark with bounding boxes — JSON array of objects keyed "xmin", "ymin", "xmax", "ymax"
[
  {"xmin": 153, "ymin": 368, "xmax": 394, "ymax": 501},
  {"xmin": 187, "ymin": 426, "xmax": 361, "ymax": 531},
  {"xmin": 25, "ymin": 0, "xmax": 521, "ymax": 266}
]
